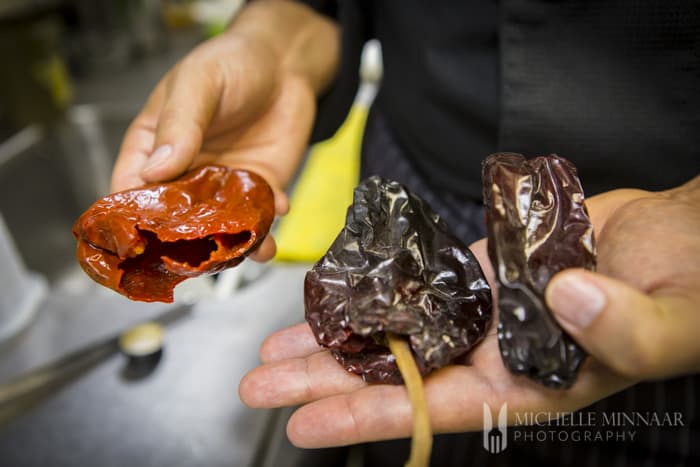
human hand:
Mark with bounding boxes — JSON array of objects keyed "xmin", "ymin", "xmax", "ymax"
[
  {"xmin": 111, "ymin": 34, "xmax": 312, "ymax": 261},
  {"xmin": 546, "ymin": 175, "xmax": 700, "ymax": 379},
  {"xmin": 238, "ymin": 181, "xmax": 700, "ymax": 447},
  {"xmin": 111, "ymin": 1, "xmax": 338, "ymax": 261}
]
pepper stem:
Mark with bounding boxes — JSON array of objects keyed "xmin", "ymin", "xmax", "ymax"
[{"xmin": 386, "ymin": 332, "xmax": 433, "ymax": 467}]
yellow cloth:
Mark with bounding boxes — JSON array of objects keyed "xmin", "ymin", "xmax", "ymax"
[{"xmin": 274, "ymin": 104, "xmax": 367, "ymax": 262}]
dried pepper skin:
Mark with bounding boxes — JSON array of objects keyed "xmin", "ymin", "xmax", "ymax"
[
  {"xmin": 483, "ymin": 153, "xmax": 595, "ymax": 388},
  {"xmin": 305, "ymin": 176, "xmax": 492, "ymax": 384},
  {"xmin": 73, "ymin": 165, "xmax": 274, "ymax": 303}
]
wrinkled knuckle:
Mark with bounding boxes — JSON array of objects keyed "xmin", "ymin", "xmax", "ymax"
[
  {"xmin": 342, "ymin": 393, "xmax": 363, "ymax": 442},
  {"xmin": 302, "ymin": 357, "xmax": 316, "ymax": 401}
]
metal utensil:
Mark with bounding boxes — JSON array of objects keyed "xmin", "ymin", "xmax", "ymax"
[{"xmin": 0, "ymin": 303, "xmax": 191, "ymax": 407}]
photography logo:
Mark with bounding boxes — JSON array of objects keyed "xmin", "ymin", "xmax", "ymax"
[{"xmin": 483, "ymin": 402, "xmax": 508, "ymax": 454}]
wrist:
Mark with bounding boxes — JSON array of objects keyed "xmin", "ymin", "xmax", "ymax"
[{"xmin": 228, "ymin": 0, "xmax": 339, "ymax": 96}]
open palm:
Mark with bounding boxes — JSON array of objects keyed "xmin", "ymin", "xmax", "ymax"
[{"xmin": 237, "ymin": 187, "xmax": 678, "ymax": 448}]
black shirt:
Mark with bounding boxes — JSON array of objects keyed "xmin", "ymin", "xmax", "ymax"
[
  {"xmin": 307, "ymin": 0, "xmax": 700, "ymax": 199},
  {"xmin": 295, "ymin": 1, "xmax": 700, "ymax": 466}
]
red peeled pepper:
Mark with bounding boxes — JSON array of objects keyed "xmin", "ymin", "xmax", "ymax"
[{"xmin": 73, "ymin": 165, "xmax": 274, "ymax": 302}]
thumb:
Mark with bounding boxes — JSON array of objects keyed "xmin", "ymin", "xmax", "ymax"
[
  {"xmin": 545, "ymin": 269, "xmax": 699, "ymax": 380},
  {"xmin": 141, "ymin": 67, "xmax": 221, "ymax": 182}
]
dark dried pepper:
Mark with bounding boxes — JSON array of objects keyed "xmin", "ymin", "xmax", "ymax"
[
  {"xmin": 483, "ymin": 153, "xmax": 595, "ymax": 388},
  {"xmin": 73, "ymin": 165, "xmax": 274, "ymax": 303},
  {"xmin": 304, "ymin": 176, "xmax": 492, "ymax": 384}
]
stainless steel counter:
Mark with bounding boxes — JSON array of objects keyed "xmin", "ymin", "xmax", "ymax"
[{"xmin": 0, "ymin": 263, "xmax": 309, "ymax": 467}]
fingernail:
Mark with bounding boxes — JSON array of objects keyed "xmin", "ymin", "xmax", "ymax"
[
  {"xmin": 143, "ymin": 145, "xmax": 172, "ymax": 173},
  {"xmin": 547, "ymin": 273, "xmax": 606, "ymax": 329}
]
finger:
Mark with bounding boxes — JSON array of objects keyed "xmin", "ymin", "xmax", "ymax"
[
  {"xmin": 546, "ymin": 269, "xmax": 700, "ymax": 379},
  {"xmin": 239, "ymin": 351, "xmax": 366, "ymax": 408},
  {"xmin": 141, "ymin": 64, "xmax": 222, "ymax": 182},
  {"xmin": 287, "ymin": 382, "xmax": 416, "ymax": 448},
  {"xmin": 285, "ymin": 367, "xmax": 493, "ymax": 448},
  {"xmin": 111, "ymin": 119, "xmax": 153, "ymax": 192},
  {"xmin": 259, "ymin": 323, "xmax": 321, "ymax": 363},
  {"xmin": 247, "ymin": 188, "xmax": 288, "ymax": 262},
  {"xmin": 273, "ymin": 188, "xmax": 290, "ymax": 216},
  {"xmin": 249, "ymin": 235, "xmax": 277, "ymax": 262},
  {"xmin": 241, "ymin": 337, "xmax": 629, "ymax": 448},
  {"xmin": 285, "ymin": 362, "xmax": 629, "ymax": 448},
  {"xmin": 111, "ymin": 84, "xmax": 165, "ymax": 192}
]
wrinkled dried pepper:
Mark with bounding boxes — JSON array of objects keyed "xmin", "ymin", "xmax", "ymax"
[
  {"xmin": 305, "ymin": 176, "xmax": 492, "ymax": 384},
  {"xmin": 483, "ymin": 153, "xmax": 594, "ymax": 388},
  {"xmin": 73, "ymin": 165, "xmax": 274, "ymax": 302}
]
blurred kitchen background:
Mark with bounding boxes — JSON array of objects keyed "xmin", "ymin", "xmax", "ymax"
[{"xmin": 0, "ymin": 1, "xmax": 377, "ymax": 465}]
